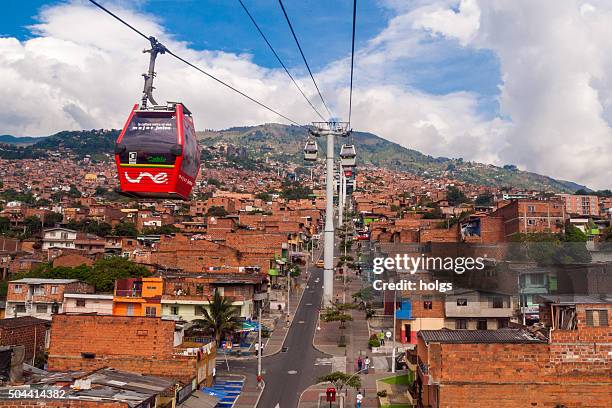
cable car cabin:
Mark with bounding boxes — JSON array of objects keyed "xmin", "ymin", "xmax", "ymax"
[
  {"xmin": 304, "ymin": 139, "xmax": 318, "ymax": 161},
  {"xmin": 115, "ymin": 103, "xmax": 200, "ymax": 200},
  {"xmin": 340, "ymin": 144, "xmax": 356, "ymax": 167}
]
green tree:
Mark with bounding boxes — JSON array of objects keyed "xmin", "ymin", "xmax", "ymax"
[
  {"xmin": 0, "ymin": 217, "xmax": 10, "ymax": 233},
  {"xmin": 447, "ymin": 186, "xmax": 468, "ymax": 206},
  {"xmin": 206, "ymin": 178, "xmax": 222, "ymax": 188},
  {"xmin": 43, "ymin": 212, "xmax": 63, "ymax": 227},
  {"xmin": 88, "ymin": 257, "xmax": 151, "ymax": 292},
  {"xmin": 475, "ymin": 193, "xmax": 494, "ymax": 206},
  {"xmin": 67, "ymin": 185, "xmax": 82, "ymax": 198},
  {"xmin": 23, "ymin": 216, "xmax": 43, "ymax": 237},
  {"xmin": 113, "ymin": 222, "xmax": 137, "ymax": 237},
  {"xmin": 255, "ymin": 192, "xmax": 272, "ymax": 202},
  {"xmin": 318, "ymin": 372, "xmax": 361, "ymax": 394},
  {"xmin": 142, "ymin": 225, "xmax": 180, "ymax": 235},
  {"xmin": 207, "ymin": 206, "xmax": 228, "ymax": 217},
  {"xmin": 193, "ymin": 290, "xmax": 241, "ymax": 345}
]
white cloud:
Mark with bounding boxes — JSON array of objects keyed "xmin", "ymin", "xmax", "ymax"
[{"xmin": 0, "ymin": 0, "xmax": 611, "ymax": 189}]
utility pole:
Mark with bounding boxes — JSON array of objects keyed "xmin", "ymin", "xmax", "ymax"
[
  {"xmin": 312, "ymin": 121, "xmax": 349, "ymax": 306},
  {"xmin": 338, "ymin": 160, "xmax": 344, "ymax": 227},
  {"xmin": 257, "ymin": 306, "xmax": 262, "ymax": 380},
  {"xmin": 392, "ymin": 282, "xmax": 397, "ymax": 373}
]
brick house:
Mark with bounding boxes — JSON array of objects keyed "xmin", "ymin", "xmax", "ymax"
[
  {"xmin": 47, "ymin": 314, "xmax": 216, "ymax": 386},
  {"xmin": 416, "ymin": 295, "xmax": 612, "ymax": 407},
  {"xmin": 491, "ymin": 199, "xmax": 565, "ymax": 237},
  {"xmin": 443, "ymin": 289, "xmax": 515, "ymax": 330},
  {"xmin": 0, "ymin": 316, "xmax": 47, "ymax": 362},
  {"xmin": 113, "ymin": 277, "xmax": 163, "ymax": 317},
  {"xmin": 161, "ymin": 273, "xmax": 267, "ymax": 321},
  {"xmin": 6, "ymin": 278, "xmax": 95, "ymax": 320},
  {"xmin": 557, "ymin": 193, "xmax": 600, "ymax": 217}
]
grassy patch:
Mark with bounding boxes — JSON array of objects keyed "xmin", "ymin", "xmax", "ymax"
[{"xmin": 380, "ymin": 372, "xmax": 414, "ymax": 386}]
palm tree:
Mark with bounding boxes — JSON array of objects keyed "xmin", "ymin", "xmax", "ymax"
[{"xmin": 194, "ymin": 290, "xmax": 241, "ymax": 346}]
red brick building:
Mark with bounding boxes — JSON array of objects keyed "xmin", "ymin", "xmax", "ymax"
[
  {"xmin": 0, "ymin": 316, "xmax": 47, "ymax": 362},
  {"xmin": 416, "ymin": 295, "xmax": 612, "ymax": 408},
  {"xmin": 491, "ymin": 199, "xmax": 565, "ymax": 237},
  {"xmin": 47, "ymin": 314, "xmax": 216, "ymax": 386}
]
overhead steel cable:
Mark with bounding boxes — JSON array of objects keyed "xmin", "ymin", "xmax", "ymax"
[
  {"xmin": 277, "ymin": 0, "xmax": 333, "ymax": 119},
  {"xmin": 237, "ymin": 0, "xmax": 326, "ymax": 122},
  {"xmin": 87, "ymin": 0, "xmax": 303, "ymax": 127},
  {"xmin": 348, "ymin": 0, "xmax": 357, "ymax": 129}
]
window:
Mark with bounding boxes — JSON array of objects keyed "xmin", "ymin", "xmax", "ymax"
[
  {"xmin": 498, "ymin": 318, "xmax": 509, "ymax": 329},
  {"xmin": 490, "ymin": 296, "xmax": 504, "ymax": 309},
  {"xmin": 13, "ymin": 285, "xmax": 22, "ymax": 294},
  {"xmin": 126, "ymin": 304, "xmax": 134, "ymax": 316},
  {"xmin": 36, "ymin": 305, "xmax": 48, "ymax": 314},
  {"xmin": 585, "ymin": 310, "xmax": 608, "ymax": 327},
  {"xmin": 51, "ymin": 286, "xmax": 58, "ymax": 294},
  {"xmin": 477, "ymin": 319, "xmax": 488, "ymax": 330},
  {"xmin": 195, "ymin": 306, "xmax": 206, "ymax": 316},
  {"xmin": 457, "ymin": 298, "xmax": 468, "ymax": 306},
  {"xmin": 145, "ymin": 307, "xmax": 157, "ymax": 317},
  {"xmin": 15, "ymin": 304, "xmax": 26, "ymax": 313},
  {"xmin": 423, "ymin": 301, "xmax": 432, "ymax": 310},
  {"xmin": 527, "ymin": 205, "xmax": 535, "ymax": 213},
  {"xmin": 76, "ymin": 299, "xmax": 86, "ymax": 307},
  {"xmin": 196, "ymin": 285, "xmax": 204, "ymax": 295},
  {"xmin": 530, "ymin": 274, "xmax": 544, "ymax": 285},
  {"xmin": 527, "ymin": 219, "xmax": 536, "ymax": 225},
  {"xmin": 456, "ymin": 319, "xmax": 467, "ymax": 329},
  {"xmin": 171, "ymin": 306, "xmax": 179, "ymax": 315}
]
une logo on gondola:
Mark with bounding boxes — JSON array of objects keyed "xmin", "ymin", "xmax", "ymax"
[{"xmin": 124, "ymin": 172, "xmax": 168, "ymax": 184}]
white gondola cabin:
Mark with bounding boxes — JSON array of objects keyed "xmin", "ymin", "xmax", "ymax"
[
  {"xmin": 340, "ymin": 144, "xmax": 356, "ymax": 167},
  {"xmin": 304, "ymin": 139, "xmax": 318, "ymax": 161}
]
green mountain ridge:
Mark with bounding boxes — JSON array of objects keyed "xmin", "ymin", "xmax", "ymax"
[
  {"xmin": 1, "ymin": 125, "xmax": 586, "ymax": 192},
  {"xmin": 197, "ymin": 123, "xmax": 586, "ymax": 193}
]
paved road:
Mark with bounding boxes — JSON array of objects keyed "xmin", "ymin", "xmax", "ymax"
[
  {"xmin": 216, "ymin": 265, "xmax": 332, "ymax": 408},
  {"xmin": 256, "ymin": 266, "xmax": 331, "ymax": 408}
]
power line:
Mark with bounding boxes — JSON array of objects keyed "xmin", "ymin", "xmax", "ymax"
[
  {"xmin": 237, "ymin": 0, "xmax": 326, "ymax": 122},
  {"xmin": 348, "ymin": 0, "xmax": 357, "ymax": 129},
  {"xmin": 277, "ymin": 0, "xmax": 333, "ymax": 119},
  {"xmin": 87, "ymin": 0, "xmax": 303, "ymax": 127}
]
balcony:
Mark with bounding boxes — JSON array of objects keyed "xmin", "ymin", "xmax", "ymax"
[{"xmin": 115, "ymin": 289, "xmax": 142, "ymax": 298}]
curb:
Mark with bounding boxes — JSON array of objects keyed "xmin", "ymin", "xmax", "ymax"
[
  {"xmin": 262, "ymin": 274, "xmax": 309, "ymax": 358},
  {"xmin": 254, "ymin": 379, "xmax": 266, "ymax": 408}
]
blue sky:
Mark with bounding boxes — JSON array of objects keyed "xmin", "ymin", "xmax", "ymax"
[{"xmin": 1, "ymin": 0, "xmax": 501, "ymax": 116}]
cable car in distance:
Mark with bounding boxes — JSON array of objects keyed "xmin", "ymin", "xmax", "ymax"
[
  {"xmin": 340, "ymin": 144, "xmax": 356, "ymax": 167},
  {"xmin": 114, "ymin": 37, "xmax": 200, "ymax": 200},
  {"xmin": 304, "ymin": 139, "xmax": 318, "ymax": 161}
]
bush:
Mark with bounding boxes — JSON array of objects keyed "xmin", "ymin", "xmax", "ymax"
[
  {"xmin": 377, "ymin": 390, "xmax": 388, "ymax": 398},
  {"xmin": 368, "ymin": 337, "xmax": 381, "ymax": 348}
]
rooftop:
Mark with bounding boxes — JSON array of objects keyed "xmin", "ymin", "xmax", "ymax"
[
  {"xmin": 10, "ymin": 278, "xmax": 79, "ymax": 285},
  {"xmin": 419, "ymin": 329, "xmax": 545, "ymax": 344},
  {"xmin": 0, "ymin": 316, "xmax": 47, "ymax": 329},
  {"xmin": 539, "ymin": 294, "xmax": 612, "ymax": 305}
]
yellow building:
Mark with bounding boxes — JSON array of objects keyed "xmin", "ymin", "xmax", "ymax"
[{"xmin": 113, "ymin": 277, "xmax": 163, "ymax": 317}]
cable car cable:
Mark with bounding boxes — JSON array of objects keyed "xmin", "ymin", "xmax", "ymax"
[
  {"xmin": 237, "ymin": 0, "xmax": 326, "ymax": 122},
  {"xmin": 348, "ymin": 0, "xmax": 357, "ymax": 129},
  {"xmin": 87, "ymin": 0, "xmax": 304, "ymax": 127},
  {"xmin": 277, "ymin": 0, "xmax": 333, "ymax": 119}
]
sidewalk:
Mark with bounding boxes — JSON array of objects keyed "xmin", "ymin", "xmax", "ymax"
[{"xmin": 311, "ymin": 266, "xmax": 386, "ymax": 408}]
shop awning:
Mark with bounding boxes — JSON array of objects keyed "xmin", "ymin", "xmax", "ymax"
[
  {"xmin": 268, "ymin": 268, "xmax": 279, "ymax": 276},
  {"xmin": 178, "ymin": 391, "xmax": 219, "ymax": 408}
]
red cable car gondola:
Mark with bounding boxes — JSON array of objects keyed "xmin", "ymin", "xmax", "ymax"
[{"xmin": 114, "ymin": 37, "xmax": 200, "ymax": 200}]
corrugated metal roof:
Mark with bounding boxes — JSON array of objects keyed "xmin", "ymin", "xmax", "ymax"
[
  {"xmin": 10, "ymin": 278, "xmax": 79, "ymax": 284},
  {"xmin": 418, "ymin": 329, "xmax": 544, "ymax": 344},
  {"xmin": 538, "ymin": 294, "xmax": 611, "ymax": 305}
]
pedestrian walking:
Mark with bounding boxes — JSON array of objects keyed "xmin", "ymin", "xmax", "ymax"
[
  {"xmin": 357, "ymin": 356, "xmax": 363, "ymax": 372},
  {"xmin": 378, "ymin": 330, "xmax": 385, "ymax": 346},
  {"xmin": 364, "ymin": 356, "xmax": 370, "ymax": 374},
  {"xmin": 356, "ymin": 390, "xmax": 363, "ymax": 408}
]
